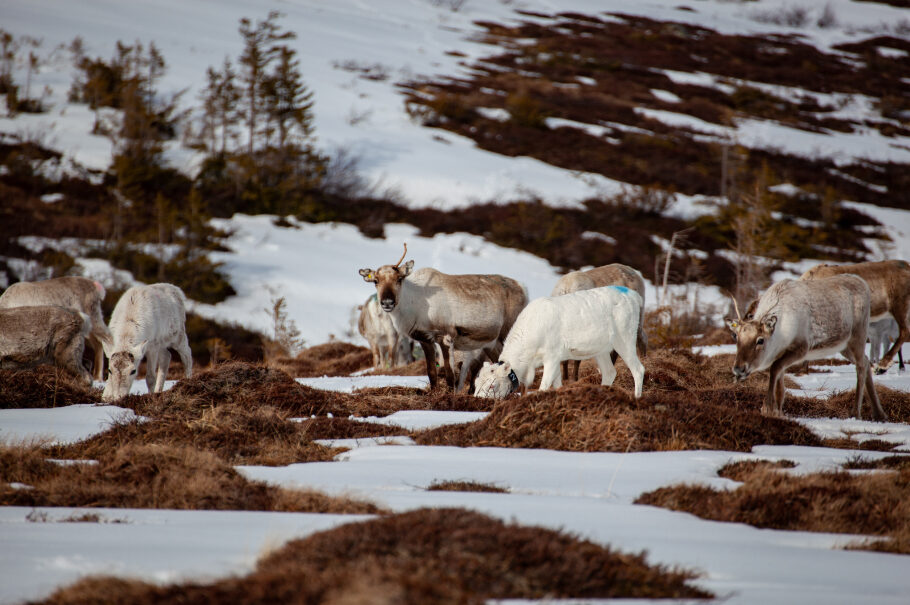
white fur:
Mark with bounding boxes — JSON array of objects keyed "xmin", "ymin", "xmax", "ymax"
[
  {"xmin": 358, "ymin": 294, "xmax": 413, "ymax": 368},
  {"xmin": 102, "ymin": 283, "xmax": 192, "ymax": 401},
  {"xmin": 869, "ymin": 318, "xmax": 899, "ymax": 365},
  {"xmin": 474, "ymin": 286, "xmax": 645, "ymax": 399}
]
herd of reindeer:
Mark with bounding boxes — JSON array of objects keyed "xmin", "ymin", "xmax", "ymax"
[
  {"xmin": 357, "ymin": 245, "xmax": 908, "ymax": 421},
  {"xmin": 1, "ymin": 243, "xmax": 907, "ymax": 422}
]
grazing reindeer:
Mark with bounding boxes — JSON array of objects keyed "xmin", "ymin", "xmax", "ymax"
[
  {"xmin": 359, "ymin": 244, "xmax": 527, "ymax": 391},
  {"xmin": 102, "ymin": 283, "xmax": 193, "ymax": 401},
  {"xmin": 551, "ymin": 263, "xmax": 648, "ymax": 382},
  {"xmin": 0, "ymin": 305, "xmax": 93, "ymax": 385},
  {"xmin": 725, "ymin": 276, "xmax": 886, "ymax": 421},
  {"xmin": 801, "ymin": 260, "xmax": 910, "ymax": 373},
  {"xmin": 0, "ymin": 276, "xmax": 113, "ymax": 380},
  {"xmin": 474, "ymin": 285, "xmax": 645, "ymax": 399}
]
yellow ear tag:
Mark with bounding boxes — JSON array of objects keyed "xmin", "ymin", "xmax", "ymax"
[{"xmin": 367, "ymin": 273, "xmax": 373, "ymax": 280}]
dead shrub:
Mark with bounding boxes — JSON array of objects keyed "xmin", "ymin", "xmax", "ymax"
[
  {"xmin": 0, "ymin": 443, "xmax": 380, "ymax": 513},
  {"xmin": 38, "ymin": 508, "xmax": 711, "ymax": 604},
  {"xmin": 717, "ymin": 459, "xmax": 797, "ymax": 482},
  {"xmin": 637, "ymin": 465, "xmax": 910, "ymax": 554},
  {"xmin": 0, "ymin": 367, "xmax": 101, "ymax": 409},
  {"xmin": 418, "ymin": 383, "xmax": 820, "ymax": 453},
  {"xmin": 295, "ymin": 416, "xmax": 409, "ymax": 440},
  {"xmin": 272, "ymin": 341, "xmax": 373, "ymax": 377},
  {"xmin": 426, "ymin": 480, "xmax": 508, "ymax": 493}
]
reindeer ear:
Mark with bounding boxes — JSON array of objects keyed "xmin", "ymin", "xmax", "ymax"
[
  {"xmin": 724, "ymin": 317, "xmax": 740, "ymax": 332},
  {"xmin": 359, "ymin": 268, "xmax": 375, "ymax": 283},
  {"xmin": 763, "ymin": 315, "xmax": 778, "ymax": 334},
  {"xmin": 400, "ymin": 260, "xmax": 414, "ymax": 278},
  {"xmin": 482, "ymin": 361, "xmax": 491, "ymax": 368},
  {"xmin": 130, "ymin": 340, "xmax": 149, "ymax": 362},
  {"xmin": 500, "ymin": 362, "xmax": 511, "ymax": 373}
]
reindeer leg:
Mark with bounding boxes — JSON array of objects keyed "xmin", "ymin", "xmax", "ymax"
[
  {"xmin": 539, "ymin": 362, "xmax": 561, "ymax": 391},
  {"xmin": 572, "ymin": 359, "xmax": 581, "ymax": 382},
  {"xmin": 561, "ymin": 360, "xmax": 569, "ymax": 382},
  {"xmin": 438, "ymin": 341, "xmax": 455, "ymax": 389},
  {"xmin": 875, "ymin": 308, "xmax": 910, "ymax": 374},
  {"xmin": 419, "ymin": 340, "xmax": 439, "ymax": 390}
]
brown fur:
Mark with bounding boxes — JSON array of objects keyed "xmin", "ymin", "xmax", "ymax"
[
  {"xmin": 0, "ymin": 276, "xmax": 112, "ymax": 380},
  {"xmin": 0, "ymin": 305, "xmax": 92, "ymax": 385},
  {"xmin": 801, "ymin": 260, "xmax": 910, "ymax": 372},
  {"xmin": 360, "ymin": 254, "xmax": 527, "ymax": 391},
  {"xmin": 727, "ymin": 276, "xmax": 887, "ymax": 420}
]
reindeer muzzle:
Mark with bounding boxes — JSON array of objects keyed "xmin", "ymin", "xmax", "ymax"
[{"xmin": 732, "ymin": 366, "xmax": 750, "ymax": 382}]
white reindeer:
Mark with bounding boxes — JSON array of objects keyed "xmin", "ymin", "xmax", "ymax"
[
  {"xmin": 551, "ymin": 263, "xmax": 648, "ymax": 382},
  {"xmin": 869, "ymin": 318, "xmax": 904, "ymax": 371},
  {"xmin": 0, "ymin": 305, "xmax": 93, "ymax": 385},
  {"xmin": 0, "ymin": 276, "xmax": 113, "ymax": 380},
  {"xmin": 358, "ymin": 293, "xmax": 413, "ymax": 368},
  {"xmin": 801, "ymin": 260, "xmax": 910, "ymax": 373},
  {"xmin": 726, "ymin": 275, "xmax": 886, "ymax": 421},
  {"xmin": 359, "ymin": 244, "xmax": 527, "ymax": 391},
  {"xmin": 102, "ymin": 283, "xmax": 193, "ymax": 401},
  {"xmin": 474, "ymin": 285, "xmax": 645, "ymax": 399}
]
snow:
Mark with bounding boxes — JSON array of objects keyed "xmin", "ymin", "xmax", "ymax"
[
  {"xmin": 3, "ymin": 0, "xmax": 910, "ymax": 602},
  {"xmin": 3, "ymin": 0, "xmax": 908, "ymax": 209},
  {"xmin": 0, "ymin": 405, "xmax": 140, "ymax": 446},
  {"xmin": 0, "ymin": 507, "xmax": 371, "ymax": 605},
  {"xmin": 3, "ymin": 365, "xmax": 910, "ymax": 603}
]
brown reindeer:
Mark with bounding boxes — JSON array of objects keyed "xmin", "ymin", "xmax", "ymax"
[
  {"xmin": 0, "ymin": 305, "xmax": 93, "ymax": 385},
  {"xmin": 359, "ymin": 244, "xmax": 527, "ymax": 391},
  {"xmin": 801, "ymin": 260, "xmax": 910, "ymax": 373},
  {"xmin": 550, "ymin": 263, "xmax": 648, "ymax": 382},
  {"xmin": 0, "ymin": 276, "xmax": 113, "ymax": 380},
  {"xmin": 726, "ymin": 276, "xmax": 886, "ymax": 421}
]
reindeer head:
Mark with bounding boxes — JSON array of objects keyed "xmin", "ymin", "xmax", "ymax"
[
  {"xmin": 474, "ymin": 361, "xmax": 520, "ymax": 399},
  {"xmin": 725, "ymin": 304, "xmax": 777, "ymax": 381},
  {"xmin": 101, "ymin": 340, "xmax": 148, "ymax": 402},
  {"xmin": 359, "ymin": 244, "xmax": 414, "ymax": 312}
]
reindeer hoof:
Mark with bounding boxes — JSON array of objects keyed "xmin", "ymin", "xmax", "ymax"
[{"xmin": 874, "ymin": 366, "xmax": 887, "ymax": 375}]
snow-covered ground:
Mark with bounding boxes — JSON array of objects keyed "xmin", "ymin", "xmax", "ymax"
[
  {"xmin": 3, "ymin": 370, "xmax": 910, "ymax": 605},
  {"xmin": 3, "ymin": 0, "xmax": 909, "ymax": 209},
  {"xmin": 3, "ymin": 1, "xmax": 910, "ymax": 602}
]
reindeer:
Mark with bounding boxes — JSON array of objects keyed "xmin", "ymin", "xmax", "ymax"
[
  {"xmin": 0, "ymin": 305, "xmax": 93, "ymax": 385},
  {"xmin": 551, "ymin": 263, "xmax": 648, "ymax": 382},
  {"xmin": 0, "ymin": 276, "xmax": 113, "ymax": 381},
  {"xmin": 359, "ymin": 244, "xmax": 527, "ymax": 391},
  {"xmin": 869, "ymin": 318, "xmax": 904, "ymax": 371},
  {"xmin": 102, "ymin": 283, "xmax": 193, "ymax": 401},
  {"xmin": 358, "ymin": 293, "xmax": 413, "ymax": 369},
  {"xmin": 801, "ymin": 260, "xmax": 910, "ymax": 374},
  {"xmin": 474, "ymin": 285, "xmax": 645, "ymax": 399},
  {"xmin": 725, "ymin": 275, "xmax": 886, "ymax": 421}
]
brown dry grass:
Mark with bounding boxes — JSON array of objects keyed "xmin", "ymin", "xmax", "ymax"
[
  {"xmin": 0, "ymin": 442, "xmax": 379, "ymax": 513},
  {"xmin": 36, "ymin": 508, "xmax": 711, "ymax": 604},
  {"xmin": 271, "ymin": 341, "xmax": 373, "ymax": 377},
  {"xmin": 0, "ymin": 367, "xmax": 100, "ymax": 409},
  {"xmin": 637, "ymin": 460, "xmax": 910, "ymax": 554},
  {"xmin": 426, "ymin": 480, "xmax": 509, "ymax": 493}
]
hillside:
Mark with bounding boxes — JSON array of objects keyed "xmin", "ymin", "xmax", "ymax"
[{"xmin": 1, "ymin": 0, "xmax": 909, "ymax": 348}]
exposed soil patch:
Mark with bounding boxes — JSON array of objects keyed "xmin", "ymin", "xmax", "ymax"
[
  {"xmin": 637, "ymin": 459, "xmax": 910, "ymax": 554},
  {"xmin": 36, "ymin": 508, "xmax": 711, "ymax": 604}
]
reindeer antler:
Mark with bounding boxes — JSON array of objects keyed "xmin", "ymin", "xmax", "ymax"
[
  {"xmin": 394, "ymin": 242, "xmax": 408, "ymax": 267},
  {"xmin": 730, "ymin": 293, "xmax": 742, "ymax": 321}
]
